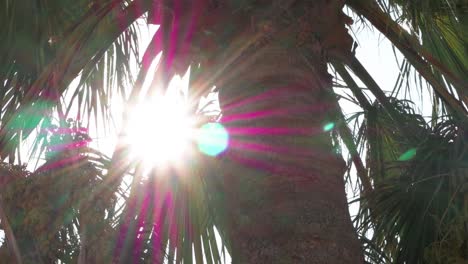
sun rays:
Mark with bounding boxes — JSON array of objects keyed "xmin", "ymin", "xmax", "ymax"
[
  {"xmin": 123, "ymin": 82, "xmax": 229, "ymax": 170},
  {"xmin": 125, "ymin": 95, "xmax": 194, "ymax": 166}
]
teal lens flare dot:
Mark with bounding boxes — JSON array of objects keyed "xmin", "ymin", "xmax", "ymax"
[
  {"xmin": 323, "ymin": 122, "xmax": 335, "ymax": 132},
  {"xmin": 197, "ymin": 123, "xmax": 229, "ymax": 156},
  {"xmin": 398, "ymin": 148, "xmax": 417, "ymax": 161}
]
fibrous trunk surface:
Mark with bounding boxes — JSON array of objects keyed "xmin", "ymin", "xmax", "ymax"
[{"xmin": 215, "ymin": 1, "xmax": 363, "ymax": 263}]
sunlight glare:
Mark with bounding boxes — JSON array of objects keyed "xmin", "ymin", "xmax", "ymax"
[{"xmin": 126, "ymin": 96, "xmax": 193, "ymax": 165}]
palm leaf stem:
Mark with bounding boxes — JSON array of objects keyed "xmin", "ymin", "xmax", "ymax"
[
  {"xmin": 331, "ymin": 63, "xmax": 373, "ymax": 195},
  {"xmin": 0, "ymin": 194, "xmax": 23, "ymax": 264},
  {"xmin": 346, "ymin": 56, "xmax": 415, "ymax": 139},
  {"xmin": 338, "ymin": 112, "xmax": 373, "ymax": 196},
  {"xmin": 346, "ymin": 57, "xmax": 393, "ymax": 111},
  {"xmin": 333, "ymin": 62, "xmax": 372, "ymax": 110}
]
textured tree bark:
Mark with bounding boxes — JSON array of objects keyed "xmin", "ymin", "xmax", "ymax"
[
  {"xmin": 213, "ymin": 1, "xmax": 364, "ymax": 260},
  {"xmin": 217, "ymin": 42, "xmax": 363, "ymax": 263}
]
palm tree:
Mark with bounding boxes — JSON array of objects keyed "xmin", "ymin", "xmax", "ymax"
[{"xmin": 0, "ymin": 0, "xmax": 466, "ymax": 263}]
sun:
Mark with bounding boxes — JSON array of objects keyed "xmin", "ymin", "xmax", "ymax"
[
  {"xmin": 125, "ymin": 95, "xmax": 194, "ymax": 166},
  {"xmin": 124, "ymin": 87, "xmax": 230, "ymax": 168}
]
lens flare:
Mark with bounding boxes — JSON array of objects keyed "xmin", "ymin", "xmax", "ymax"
[
  {"xmin": 323, "ymin": 122, "xmax": 335, "ymax": 132},
  {"xmin": 197, "ymin": 123, "xmax": 229, "ymax": 156},
  {"xmin": 398, "ymin": 148, "xmax": 417, "ymax": 161}
]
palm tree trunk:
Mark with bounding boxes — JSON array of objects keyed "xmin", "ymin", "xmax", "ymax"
[{"xmin": 217, "ymin": 41, "xmax": 363, "ymax": 262}]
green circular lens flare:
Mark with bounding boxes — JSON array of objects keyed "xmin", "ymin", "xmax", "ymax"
[
  {"xmin": 398, "ymin": 148, "xmax": 417, "ymax": 161},
  {"xmin": 197, "ymin": 123, "xmax": 229, "ymax": 156},
  {"xmin": 323, "ymin": 122, "xmax": 335, "ymax": 132}
]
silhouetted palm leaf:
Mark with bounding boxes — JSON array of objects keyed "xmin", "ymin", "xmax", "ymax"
[{"xmin": 356, "ymin": 99, "xmax": 467, "ymax": 263}]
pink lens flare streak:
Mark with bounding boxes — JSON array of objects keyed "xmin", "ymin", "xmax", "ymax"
[
  {"xmin": 229, "ymin": 151, "xmax": 319, "ymax": 181},
  {"xmin": 227, "ymin": 137, "xmax": 327, "ymax": 160},
  {"xmin": 227, "ymin": 126, "xmax": 323, "ymax": 136},
  {"xmin": 38, "ymin": 155, "xmax": 86, "ymax": 171}
]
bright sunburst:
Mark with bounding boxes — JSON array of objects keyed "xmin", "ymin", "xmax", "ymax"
[{"xmin": 125, "ymin": 95, "xmax": 194, "ymax": 166}]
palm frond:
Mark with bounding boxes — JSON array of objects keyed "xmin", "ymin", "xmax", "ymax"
[
  {"xmin": 0, "ymin": 0, "xmax": 144, "ymax": 162},
  {"xmin": 347, "ymin": 0, "xmax": 468, "ymax": 116},
  {"xmin": 356, "ymin": 99, "xmax": 467, "ymax": 263}
]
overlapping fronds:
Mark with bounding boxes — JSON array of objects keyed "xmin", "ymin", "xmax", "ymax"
[
  {"xmin": 112, "ymin": 153, "xmax": 229, "ymax": 264},
  {"xmin": 381, "ymin": 0, "xmax": 468, "ymax": 113},
  {"xmin": 0, "ymin": 116, "xmax": 228, "ymax": 263},
  {"xmin": 355, "ymin": 99, "xmax": 467, "ymax": 263},
  {"xmin": 384, "ymin": 0, "xmax": 468, "ymax": 83},
  {"xmin": 0, "ymin": 120, "xmax": 119, "ymax": 263},
  {"xmin": 347, "ymin": 0, "xmax": 468, "ymax": 116},
  {"xmin": 337, "ymin": 2, "xmax": 468, "ymax": 262},
  {"xmin": 0, "ymin": 0, "xmax": 140, "ymax": 161}
]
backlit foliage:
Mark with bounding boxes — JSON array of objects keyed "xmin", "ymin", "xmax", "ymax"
[{"xmin": 0, "ymin": 0, "xmax": 467, "ymax": 263}]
